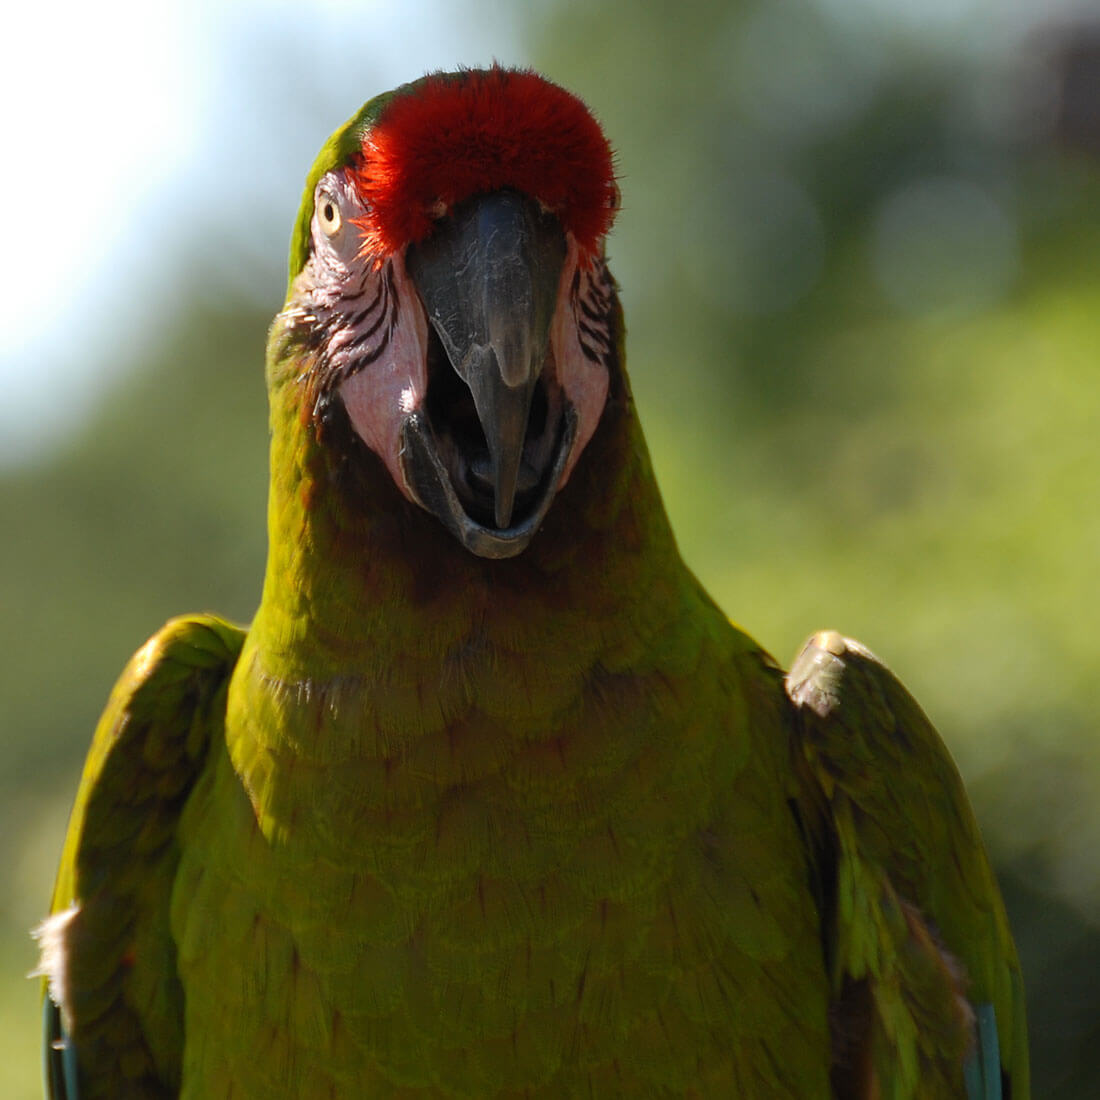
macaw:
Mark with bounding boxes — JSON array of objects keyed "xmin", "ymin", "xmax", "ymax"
[{"xmin": 37, "ymin": 67, "xmax": 1028, "ymax": 1098}]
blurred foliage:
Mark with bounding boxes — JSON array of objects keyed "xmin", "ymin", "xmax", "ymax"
[{"xmin": 2, "ymin": 1, "xmax": 1098, "ymax": 1096}]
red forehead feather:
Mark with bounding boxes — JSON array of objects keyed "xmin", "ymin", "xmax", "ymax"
[{"xmin": 350, "ymin": 68, "xmax": 618, "ymax": 259}]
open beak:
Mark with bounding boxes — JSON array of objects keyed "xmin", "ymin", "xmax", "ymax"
[{"xmin": 403, "ymin": 190, "xmax": 575, "ymax": 557}]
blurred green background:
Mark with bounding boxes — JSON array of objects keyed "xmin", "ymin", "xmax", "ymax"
[{"xmin": 3, "ymin": 0, "xmax": 1098, "ymax": 1095}]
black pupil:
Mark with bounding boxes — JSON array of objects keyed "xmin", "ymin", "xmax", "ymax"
[{"xmin": 324, "ymin": 202, "xmax": 335, "ymax": 223}]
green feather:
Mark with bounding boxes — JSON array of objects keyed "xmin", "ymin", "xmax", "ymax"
[
  {"xmin": 788, "ymin": 631, "xmax": 1029, "ymax": 1098},
  {"xmin": 42, "ymin": 614, "xmax": 244, "ymax": 1098}
]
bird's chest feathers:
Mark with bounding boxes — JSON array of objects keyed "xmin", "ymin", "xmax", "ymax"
[
  {"xmin": 171, "ymin": 614, "xmax": 811, "ymax": 1093},
  {"xmin": 220, "ymin": 622, "xmax": 721, "ymax": 888}
]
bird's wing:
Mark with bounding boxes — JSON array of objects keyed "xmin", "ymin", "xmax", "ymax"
[
  {"xmin": 786, "ymin": 630, "xmax": 1028, "ymax": 1100},
  {"xmin": 37, "ymin": 614, "xmax": 245, "ymax": 1100}
]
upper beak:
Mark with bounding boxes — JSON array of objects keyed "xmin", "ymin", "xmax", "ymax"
[{"xmin": 406, "ymin": 190, "xmax": 567, "ymax": 529}]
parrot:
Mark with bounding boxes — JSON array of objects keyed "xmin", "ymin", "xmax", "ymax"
[{"xmin": 36, "ymin": 66, "xmax": 1028, "ymax": 1098}]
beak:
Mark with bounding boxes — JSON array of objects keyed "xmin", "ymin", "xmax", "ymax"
[{"xmin": 406, "ymin": 190, "xmax": 567, "ymax": 529}]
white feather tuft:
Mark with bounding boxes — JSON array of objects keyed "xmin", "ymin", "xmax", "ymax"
[{"xmin": 31, "ymin": 905, "xmax": 80, "ymax": 1021}]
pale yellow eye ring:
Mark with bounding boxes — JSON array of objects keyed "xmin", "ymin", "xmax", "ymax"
[{"xmin": 318, "ymin": 193, "xmax": 342, "ymax": 237}]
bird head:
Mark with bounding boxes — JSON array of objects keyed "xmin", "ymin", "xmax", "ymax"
[{"xmin": 276, "ymin": 67, "xmax": 620, "ymax": 559}]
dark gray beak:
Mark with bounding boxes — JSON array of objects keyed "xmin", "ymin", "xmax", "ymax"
[{"xmin": 406, "ymin": 190, "xmax": 567, "ymax": 530}]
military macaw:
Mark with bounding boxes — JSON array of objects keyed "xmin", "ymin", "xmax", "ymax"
[{"xmin": 37, "ymin": 66, "xmax": 1028, "ymax": 1098}]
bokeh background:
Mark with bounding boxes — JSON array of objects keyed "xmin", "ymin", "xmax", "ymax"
[{"xmin": 3, "ymin": 0, "xmax": 1098, "ymax": 1094}]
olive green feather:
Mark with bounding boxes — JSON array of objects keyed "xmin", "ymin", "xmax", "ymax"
[
  {"xmin": 41, "ymin": 615, "xmax": 244, "ymax": 1099},
  {"xmin": 787, "ymin": 631, "xmax": 1029, "ymax": 1098}
]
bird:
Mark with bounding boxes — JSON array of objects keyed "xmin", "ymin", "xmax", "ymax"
[{"xmin": 36, "ymin": 66, "xmax": 1028, "ymax": 1098}]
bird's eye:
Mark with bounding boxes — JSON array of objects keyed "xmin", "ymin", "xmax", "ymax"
[{"xmin": 318, "ymin": 192, "xmax": 342, "ymax": 237}]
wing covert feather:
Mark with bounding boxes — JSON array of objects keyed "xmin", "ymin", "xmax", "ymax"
[
  {"xmin": 786, "ymin": 630, "xmax": 1028, "ymax": 1100},
  {"xmin": 40, "ymin": 614, "xmax": 245, "ymax": 1100}
]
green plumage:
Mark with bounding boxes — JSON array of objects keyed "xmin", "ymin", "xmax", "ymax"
[
  {"xmin": 41, "ymin": 71, "xmax": 1028, "ymax": 1099},
  {"xmin": 787, "ymin": 632, "xmax": 1028, "ymax": 1097},
  {"xmin": 45, "ymin": 615, "xmax": 243, "ymax": 1098}
]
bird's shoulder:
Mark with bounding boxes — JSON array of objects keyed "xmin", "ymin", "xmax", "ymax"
[
  {"xmin": 785, "ymin": 629, "xmax": 1028, "ymax": 1099},
  {"xmin": 39, "ymin": 613, "xmax": 246, "ymax": 1100}
]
